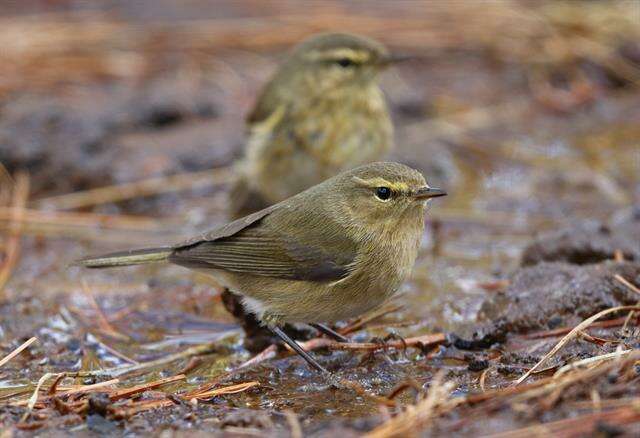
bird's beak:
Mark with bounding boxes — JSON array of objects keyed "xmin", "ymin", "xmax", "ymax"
[{"xmin": 412, "ymin": 187, "xmax": 447, "ymax": 200}]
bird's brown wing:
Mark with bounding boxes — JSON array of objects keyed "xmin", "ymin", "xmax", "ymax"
[
  {"xmin": 246, "ymin": 79, "xmax": 281, "ymax": 126},
  {"xmin": 175, "ymin": 203, "xmax": 279, "ymax": 248},
  {"xmin": 169, "ymin": 205, "xmax": 356, "ymax": 282}
]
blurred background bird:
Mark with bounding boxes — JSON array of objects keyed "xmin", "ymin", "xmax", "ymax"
[{"xmin": 229, "ymin": 32, "xmax": 403, "ymax": 218}]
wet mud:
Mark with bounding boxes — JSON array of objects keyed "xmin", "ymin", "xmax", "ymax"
[{"xmin": 0, "ymin": 81, "xmax": 239, "ymax": 214}]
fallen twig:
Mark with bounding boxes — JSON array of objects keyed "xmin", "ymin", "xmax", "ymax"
[
  {"xmin": 340, "ymin": 304, "xmax": 404, "ymax": 335},
  {"xmin": 88, "ymin": 334, "xmax": 139, "ymax": 365},
  {"xmin": 13, "ymin": 377, "xmax": 120, "ymax": 408},
  {"xmin": 0, "ymin": 221, "xmax": 183, "ymax": 244},
  {"xmin": 80, "ymin": 343, "xmax": 218, "ymax": 378},
  {"xmin": 18, "ymin": 373, "xmax": 120, "ymax": 420},
  {"xmin": 35, "ymin": 167, "xmax": 231, "ymax": 210},
  {"xmin": 514, "ymin": 305, "xmax": 640, "ymax": 385},
  {"xmin": 553, "ymin": 349, "xmax": 632, "ymax": 378},
  {"xmin": 81, "ymin": 280, "xmax": 130, "ymax": 341},
  {"xmin": 365, "ymin": 371, "xmax": 459, "ymax": 438},
  {"xmin": 284, "ymin": 410, "xmax": 303, "ymax": 438},
  {"xmin": 0, "ymin": 337, "xmax": 37, "ymax": 368},
  {"xmin": 111, "ymin": 380, "xmax": 259, "ymax": 418},
  {"xmin": 109, "ymin": 374, "xmax": 185, "ymax": 401},
  {"xmin": 615, "ymin": 274, "xmax": 640, "ymax": 296},
  {"xmin": 188, "ymin": 380, "xmax": 260, "ymax": 399},
  {"xmin": 522, "ymin": 316, "xmax": 629, "ymax": 339},
  {"xmin": 21, "ymin": 373, "xmax": 55, "ymax": 421},
  {"xmin": 0, "ymin": 207, "xmax": 171, "ymax": 230},
  {"xmin": 238, "ymin": 345, "xmax": 278, "ymax": 370},
  {"xmin": 0, "ymin": 172, "xmax": 29, "ymax": 296},
  {"xmin": 297, "ymin": 332, "xmax": 446, "ymax": 353},
  {"xmin": 485, "ymin": 405, "xmax": 640, "ymax": 438}
]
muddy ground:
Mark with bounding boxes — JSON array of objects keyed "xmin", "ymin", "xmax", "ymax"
[{"xmin": 1, "ymin": 1, "xmax": 639, "ymax": 436}]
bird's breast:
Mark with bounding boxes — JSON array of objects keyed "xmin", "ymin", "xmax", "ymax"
[
  {"xmin": 243, "ymin": 85, "xmax": 393, "ymax": 204},
  {"xmin": 331, "ymin": 226, "xmax": 422, "ymax": 315},
  {"xmin": 295, "ymin": 86, "xmax": 392, "ymax": 161}
]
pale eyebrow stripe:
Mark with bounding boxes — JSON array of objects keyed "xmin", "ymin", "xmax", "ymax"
[
  {"xmin": 306, "ymin": 48, "xmax": 370, "ymax": 63},
  {"xmin": 352, "ymin": 177, "xmax": 410, "ymax": 193}
]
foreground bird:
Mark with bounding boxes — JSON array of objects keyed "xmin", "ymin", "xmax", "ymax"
[
  {"xmin": 230, "ymin": 32, "xmax": 400, "ymax": 217},
  {"xmin": 76, "ymin": 162, "xmax": 446, "ymax": 373}
]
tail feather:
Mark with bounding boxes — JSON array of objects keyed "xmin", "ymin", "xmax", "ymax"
[{"xmin": 74, "ymin": 247, "xmax": 172, "ymax": 268}]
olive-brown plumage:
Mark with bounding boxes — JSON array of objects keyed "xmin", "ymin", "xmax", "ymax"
[
  {"xmin": 76, "ymin": 162, "xmax": 446, "ymax": 372},
  {"xmin": 230, "ymin": 32, "xmax": 397, "ymax": 217}
]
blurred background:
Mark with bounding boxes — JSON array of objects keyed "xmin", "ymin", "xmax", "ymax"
[{"xmin": 0, "ymin": 0, "xmax": 639, "ymax": 434}]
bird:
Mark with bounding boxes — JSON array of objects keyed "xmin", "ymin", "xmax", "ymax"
[
  {"xmin": 230, "ymin": 32, "xmax": 403, "ymax": 218},
  {"xmin": 75, "ymin": 162, "xmax": 446, "ymax": 373}
]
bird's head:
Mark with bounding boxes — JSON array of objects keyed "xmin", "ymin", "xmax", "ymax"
[
  {"xmin": 316, "ymin": 162, "xmax": 446, "ymax": 235},
  {"xmin": 280, "ymin": 33, "xmax": 407, "ymax": 95}
]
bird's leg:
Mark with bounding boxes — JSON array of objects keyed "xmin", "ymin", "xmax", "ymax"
[
  {"xmin": 310, "ymin": 323, "xmax": 349, "ymax": 343},
  {"xmin": 270, "ymin": 326, "xmax": 329, "ymax": 374}
]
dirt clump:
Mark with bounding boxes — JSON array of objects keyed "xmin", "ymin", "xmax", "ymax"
[
  {"xmin": 521, "ymin": 206, "xmax": 640, "ymax": 266},
  {"xmin": 456, "ymin": 261, "xmax": 640, "ymax": 348}
]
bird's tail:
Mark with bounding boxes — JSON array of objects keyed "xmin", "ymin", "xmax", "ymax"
[{"xmin": 73, "ymin": 247, "xmax": 172, "ymax": 268}]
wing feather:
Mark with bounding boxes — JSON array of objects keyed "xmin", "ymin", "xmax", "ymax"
[{"xmin": 169, "ymin": 203, "xmax": 356, "ymax": 282}]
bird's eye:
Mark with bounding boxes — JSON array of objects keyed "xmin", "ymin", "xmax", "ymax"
[
  {"xmin": 335, "ymin": 58, "xmax": 355, "ymax": 68},
  {"xmin": 375, "ymin": 187, "xmax": 391, "ymax": 201}
]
